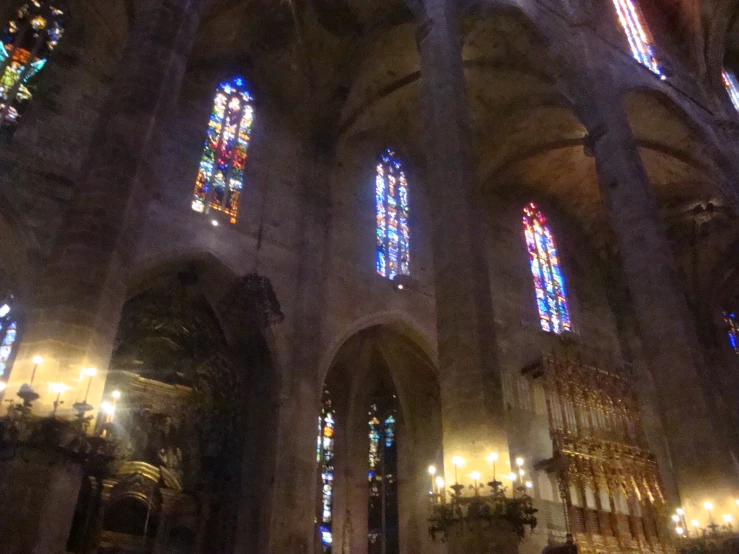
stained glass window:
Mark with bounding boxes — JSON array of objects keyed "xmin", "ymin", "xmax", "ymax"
[
  {"xmin": 375, "ymin": 149, "xmax": 410, "ymax": 279},
  {"xmin": 0, "ymin": 298, "xmax": 18, "ymax": 376},
  {"xmin": 0, "ymin": 1, "xmax": 66, "ymax": 132},
  {"xmin": 722, "ymin": 70, "xmax": 739, "ymax": 112},
  {"xmin": 611, "ymin": 0, "xmax": 662, "ymax": 77},
  {"xmin": 317, "ymin": 388, "xmax": 335, "ymax": 552},
  {"xmin": 191, "ymin": 77, "xmax": 254, "ymax": 224},
  {"xmin": 724, "ymin": 312, "xmax": 739, "ymax": 354},
  {"xmin": 368, "ymin": 402, "xmax": 399, "ymax": 554},
  {"xmin": 523, "ymin": 203, "xmax": 572, "ymax": 334}
]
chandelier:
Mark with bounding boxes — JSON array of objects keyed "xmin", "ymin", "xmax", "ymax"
[{"xmin": 427, "ymin": 455, "xmax": 538, "ymax": 542}]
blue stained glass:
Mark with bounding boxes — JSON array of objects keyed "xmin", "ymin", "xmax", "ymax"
[
  {"xmin": 523, "ymin": 203, "xmax": 571, "ymax": 334},
  {"xmin": 611, "ymin": 0, "xmax": 662, "ymax": 77},
  {"xmin": 375, "ymin": 149, "xmax": 410, "ymax": 279},
  {"xmin": 723, "ymin": 71, "xmax": 739, "ymax": 112},
  {"xmin": 192, "ymin": 77, "xmax": 254, "ymax": 223},
  {"xmin": 725, "ymin": 312, "xmax": 739, "ymax": 355},
  {"xmin": 317, "ymin": 389, "xmax": 335, "ymax": 553},
  {"xmin": 0, "ymin": 1, "xmax": 67, "ymax": 131}
]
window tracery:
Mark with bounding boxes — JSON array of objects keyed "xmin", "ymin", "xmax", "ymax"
[
  {"xmin": 368, "ymin": 401, "xmax": 399, "ymax": 554},
  {"xmin": 0, "ymin": 298, "xmax": 19, "ymax": 376},
  {"xmin": 317, "ymin": 388, "xmax": 335, "ymax": 552},
  {"xmin": 0, "ymin": 0, "xmax": 66, "ymax": 132},
  {"xmin": 611, "ymin": 0, "xmax": 662, "ymax": 77},
  {"xmin": 523, "ymin": 203, "xmax": 572, "ymax": 334},
  {"xmin": 724, "ymin": 311, "xmax": 739, "ymax": 354},
  {"xmin": 191, "ymin": 77, "xmax": 254, "ymax": 224},
  {"xmin": 722, "ymin": 70, "xmax": 739, "ymax": 112},
  {"xmin": 375, "ymin": 149, "xmax": 410, "ymax": 279}
]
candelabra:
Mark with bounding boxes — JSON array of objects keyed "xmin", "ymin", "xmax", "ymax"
[
  {"xmin": 671, "ymin": 502, "xmax": 739, "ymax": 554},
  {"xmin": 427, "ymin": 456, "xmax": 538, "ymax": 543}
]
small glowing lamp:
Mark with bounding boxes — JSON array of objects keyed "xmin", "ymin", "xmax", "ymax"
[
  {"xmin": 101, "ymin": 401, "xmax": 115, "ymax": 416},
  {"xmin": 515, "ymin": 457, "xmax": 524, "ymax": 467},
  {"xmin": 86, "ymin": 367, "xmax": 98, "ymax": 377},
  {"xmin": 672, "ymin": 515, "xmax": 680, "ymax": 522},
  {"xmin": 112, "ymin": 390, "xmax": 121, "ymax": 400},
  {"xmin": 691, "ymin": 520, "xmax": 699, "ymax": 528},
  {"xmin": 487, "ymin": 452, "xmax": 498, "ymax": 463},
  {"xmin": 211, "ymin": 220, "xmax": 219, "ymax": 227},
  {"xmin": 508, "ymin": 472, "xmax": 517, "ymax": 482},
  {"xmin": 471, "ymin": 471, "xmax": 481, "ymax": 481},
  {"xmin": 675, "ymin": 527, "xmax": 684, "ymax": 535},
  {"xmin": 32, "ymin": 355, "xmax": 43, "ymax": 365},
  {"xmin": 428, "ymin": 465, "xmax": 437, "ymax": 476},
  {"xmin": 435, "ymin": 477, "xmax": 445, "ymax": 489},
  {"xmin": 397, "ymin": 284, "xmax": 404, "ymax": 290},
  {"xmin": 0, "ymin": 381, "xmax": 6, "ymax": 392},
  {"xmin": 677, "ymin": 508, "xmax": 685, "ymax": 516},
  {"xmin": 525, "ymin": 481, "xmax": 533, "ymax": 489},
  {"xmin": 452, "ymin": 456, "xmax": 465, "ymax": 467},
  {"xmin": 0, "ymin": 304, "xmax": 10, "ymax": 317},
  {"xmin": 50, "ymin": 383, "xmax": 68, "ymax": 394},
  {"xmin": 704, "ymin": 502, "xmax": 714, "ymax": 511},
  {"xmin": 723, "ymin": 514, "xmax": 733, "ymax": 523}
]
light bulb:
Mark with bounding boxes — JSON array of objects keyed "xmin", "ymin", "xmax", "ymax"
[
  {"xmin": 677, "ymin": 508, "xmax": 685, "ymax": 516},
  {"xmin": 471, "ymin": 471, "xmax": 481, "ymax": 481},
  {"xmin": 691, "ymin": 520, "xmax": 699, "ymax": 528},
  {"xmin": 101, "ymin": 401, "xmax": 115, "ymax": 415},
  {"xmin": 672, "ymin": 515, "xmax": 680, "ymax": 522},
  {"xmin": 86, "ymin": 367, "xmax": 98, "ymax": 377},
  {"xmin": 508, "ymin": 472, "xmax": 517, "ymax": 482},
  {"xmin": 452, "ymin": 456, "xmax": 465, "ymax": 467},
  {"xmin": 435, "ymin": 477, "xmax": 445, "ymax": 489},
  {"xmin": 112, "ymin": 390, "xmax": 121, "ymax": 399},
  {"xmin": 428, "ymin": 465, "xmax": 437, "ymax": 475},
  {"xmin": 32, "ymin": 355, "xmax": 43, "ymax": 365},
  {"xmin": 675, "ymin": 527, "xmax": 684, "ymax": 535},
  {"xmin": 0, "ymin": 304, "xmax": 10, "ymax": 317},
  {"xmin": 525, "ymin": 481, "xmax": 533, "ymax": 489},
  {"xmin": 50, "ymin": 383, "xmax": 68, "ymax": 394},
  {"xmin": 704, "ymin": 502, "xmax": 713, "ymax": 511},
  {"xmin": 488, "ymin": 452, "xmax": 498, "ymax": 463},
  {"xmin": 515, "ymin": 457, "xmax": 524, "ymax": 467},
  {"xmin": 723, "ymin": 514, "xmax": 732, "ymax": 523}
]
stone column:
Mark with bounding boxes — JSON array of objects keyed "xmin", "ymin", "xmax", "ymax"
[
  {"xmin": 245, "ymin": 140, "xmax": 335, "ymax": 554},
  {"xmin": 6, "ymin": 0, "xmax": 206, "ymax": 416},
  {"xmin": 579, "ymin": 77, "xmax": 739, "ymax": 511},
  {"xmin": 0, "ymin": 445, "xmax": 83, "ymax": 553},
  {"xmin": 416, "ymin": 0, "xmax": 511, "ymax": 484}
]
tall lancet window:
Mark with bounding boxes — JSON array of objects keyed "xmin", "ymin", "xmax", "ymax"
[
  {"xmin": 368, "ymin": 401, "xmax": 399, "ymax": 554},
  {"xmin": 316, "ymin": 388, "xmax": 336, "ymax": 552},
  {"xmin": 724, "ymin": 312, "xmax": 739, "ymax": 354},
  {"xmin": 375, "ymin": 148, "xmax": 410, "ymax": 279},
  {"xmin": 191, "ymin": 77, "xmax": 254, "ymax": 224},
  {"xmin": 523, "ymin": 203, "xmax": 572, "ymax": 334},
  {"xmin": 0, "ymin": 1, "xmax": 67, "ymax": 132},
  {"xmin": 722, "ymin": 70, "xmax": 739, "ymax": 112},
  {"xmin": 0, "ymin": 297, "xmax": 19, "ymax": 376},
  {"xmin": 611, "ymin": 0, "xmax": 662, "ymax": 77}
]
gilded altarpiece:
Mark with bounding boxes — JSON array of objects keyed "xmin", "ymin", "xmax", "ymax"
[{"xmin": 538, "ymin": 346, "xmax": 674, "ymax": 554}]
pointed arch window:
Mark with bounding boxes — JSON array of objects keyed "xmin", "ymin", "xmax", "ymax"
[
  {"xmin": 0, "ymin": 0, "xmax": 67, "ymax": 132},
  {"xmin": 191, "ymin": 77, "xmax": 254, "ymax": 224},
  {"xmin": 722, "ymin": 70, "xmax": 739, "ymax": 112},
  {"xmin": 0, "ymin": 297, "xmax": 19, "ymax": 376},
  {"xmin": 368, "ymin": 401, "xmax": 399, "ymax": 554},
  {"xmin": 724, "ymin": 312, "xmax": 739, "ymax": 354},
  {"xmin": 523, "ymin": 203, "xmax": 572, "ymax": 334},
  {"xmin": 375, "ymin": 148, "xmax": 410, "ymax": 279},
  {"xmin": 611, "ymin": 0, "xmax": 662, "ymax": 77},
  {"xmin": 317, "ymin": 388, "xmax": 335, "ymax": 552}
]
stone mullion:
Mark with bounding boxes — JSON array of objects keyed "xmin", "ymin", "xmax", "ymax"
[
  {"xmin": 416, "ymin": 0, "xmax": 509, "ymax": 480},
  {"xmin": 8, "ymin": 0, "xmax": 206, "ymax": 416},
  {"xmin": 580, "ymin": 72, "xmax": 739, "ymax": 506}
]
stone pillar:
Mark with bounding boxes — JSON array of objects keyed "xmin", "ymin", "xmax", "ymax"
[
  {"xmin": 0, "ymin": 445, "xmax": 83, "ymax": 553},
  {"xmin": 246, "ymin": 141, "xmax": 334, "ymax": 554},
  {"xmin": 416, "ymin": 0, "xmax": 511, "ymax": 484},
  {"xmin": 6, "ymin": 0, "xmax": 206, "ymax": 416},
  {"xmin": 579, "ymin": 80, "xmax": 739, "ymax": 511}
]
